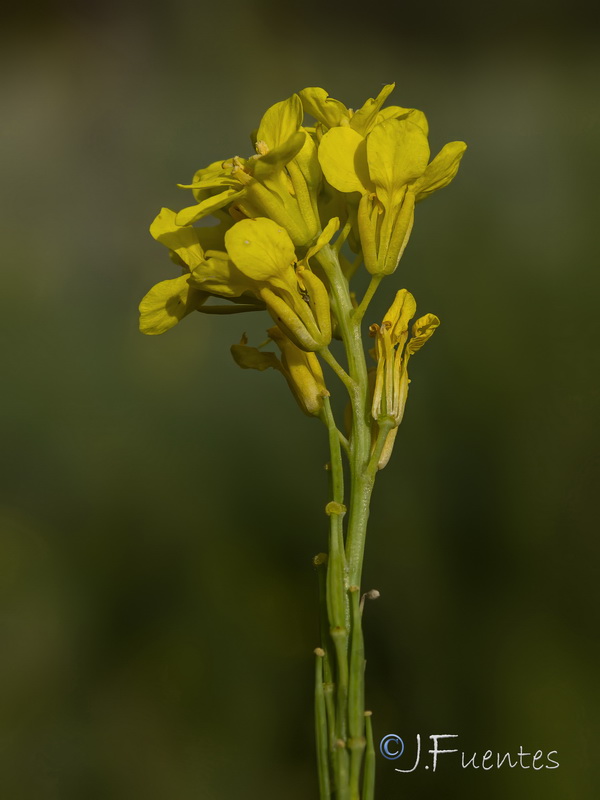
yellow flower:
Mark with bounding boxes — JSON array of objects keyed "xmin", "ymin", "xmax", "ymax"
[
  {"xmin": 138, "ymin": 208, "xmax": 264, "ymax": 335},
  {"xmin": 231, "ymin": 330, "xmax": 329, "ymax": 416},
  {"xmin": 140, "ymin": 206, "xmax": 338, "ymax": 352},
  {"xmin": 175, "ymin": 96, "xmax": 321, "ymax": 247},
  {"xmin": 370, "ymin": 289, "xmax": 439, "ymax": 467},
  {"xmin": 315, "ymin": 86, "xmax": 466, "ymax": 275},
  {"xmin": 138, "ymin": 275, "xmax": 208, "ymax": 336},
  {"xmin": 299, "ymin": 83, "xmax": 428, "ymax": 138},
  {"xmin": 223, "ymin": 216, "xmax": 336, "ymax": 351}
]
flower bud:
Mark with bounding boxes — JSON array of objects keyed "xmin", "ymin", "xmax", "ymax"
[{"xmin": 269, "ymin": 327, "xmax": 329, "ymax": 416}]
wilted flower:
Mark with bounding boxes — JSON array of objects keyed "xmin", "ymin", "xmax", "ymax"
[{"xmin": 370, "ymin": 289, "xmax": 439, "ymax": 467}]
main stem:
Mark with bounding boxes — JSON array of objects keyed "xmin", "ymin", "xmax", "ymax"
[
  {"xmin": 318, "ymin": 244, "xmax": 374, "ymax": 589},
  {"xmin": 315, "ymin": 246, "xmax": 380, "ymax": 800}
]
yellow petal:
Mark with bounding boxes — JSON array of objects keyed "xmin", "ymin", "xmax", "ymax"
[
  {"xmin": 177, "ymin": 175, "xmax": 238, "ymax": 191},
  {"xmin": 383, "ymin": 289, "xmax": 417, "ymax": 343},
  {"xmin": 412, "ymin": 142, "xmax": 467, "ymax": 202},
  {"xmin": 189, "ymin": 254, "xmax": 252, "ymax": 298},
  {"xmin": 187, "ymin": 160, "xmax": 244, "ymax": 202},
  {"xmin": 224, "ymin": 217, "xmax": 296, "ymax": 283},
  {"xmin": 149, "ymin": 208, "xmax": 205, "ymax": 269},
  {"xmin": 304, "ymin": 216, "xmax": 340, "ymax": 262},
  {"xmin": 293, "ymin": 127, "xmax": 321, "ymax": 191},
  {"xmin": 299, "ymin": 87, "xmax": 349, "ymax": 129},
  {"xmin": 230, "ymin": 342, "xmax": 282, "ymax": 371},
  {"xmin": 407, "ymin": 313, "xmax": 440, "ymax": 354},
  {"xmin": 367, "ymin": 119, "xmax": 430, "ymax": 207},
  {"xmin": 350, "ymin": 83, "xmax": 396, "ymax": 136},
  {"xmin": 186, "ymin": 158, "xmax": 238, "ymax": 188},
  {"xmin": 139, "ymin": 274, "xmax": 205, "ymax": 335},
  {"xmin": 318, "ymin": 127, "xmax": 371, "ymax": 194},
  {"xmin": 256, "ymin": 95, "xmax": 303, "ymax": 151},
  {"xmin": 251, "ymin": 130, "xmax": 306, "ymax": 183},
  {"xmin": 376, "ymin": 106, "xmax": 429, "ymax": 137},
  {"xmin": 175, "ymin": 188, "xmax": 245, "ymax": 226}
]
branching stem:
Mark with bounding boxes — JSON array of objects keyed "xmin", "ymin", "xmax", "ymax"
[{"xmin": 353, "ymin": 275, "xmax": 383, "ymax": 326}]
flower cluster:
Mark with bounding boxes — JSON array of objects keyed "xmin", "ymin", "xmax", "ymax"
[{"xmin": 140, "ymin": 84, "xmax": 465, "ymax": 436}]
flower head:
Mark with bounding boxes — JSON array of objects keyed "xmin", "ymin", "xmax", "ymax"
[
  {"xmin": 138, "ymin": 207, "xmax": 264, "ymax": 335},
  {"xmin": 223, "ymin": 217, "xmax": 335, "ymax": 351},
  {"xmin": 140, "ymin": 83, "xmax": 464, "ymax": 431},
  {"xmin": 140, "ymin": 205, "xmax": 336, "ymax": 352},
  {"xmin": 313, "ymin": 85, "xmax": 466, "ymax": 275}
]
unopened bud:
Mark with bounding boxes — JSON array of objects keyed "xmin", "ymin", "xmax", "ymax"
[{"xmin": 268, "ymin": 326, "xmax": 329, "ymax": 415}]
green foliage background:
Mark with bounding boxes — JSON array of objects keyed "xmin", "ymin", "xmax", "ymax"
[{"xmin": 1, "ymin": 1, "xmax": 598, "ymax": 797}]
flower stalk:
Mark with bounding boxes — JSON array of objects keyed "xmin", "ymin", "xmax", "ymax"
[{"xmin": 139, "ymin": 82, "xmax": 465, "ymax": 798}]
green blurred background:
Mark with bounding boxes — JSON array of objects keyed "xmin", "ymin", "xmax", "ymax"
[{"xmin": 1, "ymin": 1, "xmax": 599, "ymax": 797}]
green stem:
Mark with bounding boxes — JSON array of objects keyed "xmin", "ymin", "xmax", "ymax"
[
  {"xmin": 334, "ymin": 218, "xmax": 353, "ymax": 253},
  {"xmin": 317, "ymin": 245, "xmax": 375, "ymax": 797},
  {"xmin": 324, "ymin": 681, "xmax": 336, "ymax": 756},
  {"xmin": 335, "ymin": 742, "xmax": 351, "ymax": 800},
  {"xmin": 316, "ymin": 245, "xmax": 370, "ymax": 431},
  {"xmin": 315, "ymin": 649, "xmax": 332, "ymax": 800},
  {"xmin": 348, "ymin": 587, "xmax": 366, "ymax": 799},
  {"xmin": 315, "ymin": 554, "xmax": 334, "ymax": 722},
  {"xmin": 319, "ymin": 347, "xmax": 357, "ymax": 397},
  {"xmin": 321, "ymin": 397, "xmax": 350, "ymax": 797},
  {"xmin": 338, "ymin": 429, "xmax": 351, "ymax": 457},
  {"xmin": 345, "ymin": 475, "xmax": 375, "ymax": 594},
  {"xmin": 352, "ymin": 275, "xmax": 383, "ymax": 326},
  {"xmin": 362, "ymin": 713, "xmax": 376, "ymax": 800}
]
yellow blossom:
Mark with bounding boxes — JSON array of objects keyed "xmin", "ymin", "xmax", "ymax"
[
  {"xmin": 315, "ymin": 85, "xmax": 466, "ymax": 275},
  {"xmin": 175, "ymin": 95, "xmax": 321, "ymax": 247},
  {"xmin": 223, "ymin": 217, "xmax": 335, "ymax": 351},
  {"xmin": 138, "ymin": 207, "xmax": 264, "ymax": 335},
  {"xmin": 299, "ymin": 83, "xmax": 428, "ymax": 138},
  {"xmin": 139, "ymin": 207, "xmax": 338, "ymax": 350}
]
